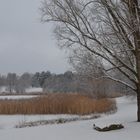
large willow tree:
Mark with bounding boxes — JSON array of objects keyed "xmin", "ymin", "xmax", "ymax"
[{"xmin": 40, "ymin": 0, "xmax": 140, "ymax": 121}]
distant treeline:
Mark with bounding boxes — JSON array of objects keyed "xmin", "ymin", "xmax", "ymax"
[{"xmin": 0, "ymin": 71, "xmax": 132, "ymax": 97}]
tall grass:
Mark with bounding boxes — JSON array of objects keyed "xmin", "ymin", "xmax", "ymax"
[{"xmin": 0, "ymin": 94, "xmax": 116, "ymax": 115}]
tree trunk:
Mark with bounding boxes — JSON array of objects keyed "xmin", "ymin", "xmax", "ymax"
[
  {"xmin": 137, "ymin": 85, "xmax": 140, "ymax": 121},
  {"xmin": 136, "ymin": 52, "xmax": 140, "ymax": 122}
]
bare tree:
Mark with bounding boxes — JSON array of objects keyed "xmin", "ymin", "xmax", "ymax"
[
  {"xmin": 70, "ymin": 49, "xmax": 131, "ymax": 97},
  {"xmin": 69, "ymin": 49, "xmax": 108, "ymax": 98},
  {"xmin": 6, "ymin": 73, "xmax": 17, "ymax": 93},
  {"xmin": 41, "ymin": 0, "xmax": 140, "ymax": 121},
  {"xmin": 15, "ymin": 73, "xmax": 32, "ymax": 93}
]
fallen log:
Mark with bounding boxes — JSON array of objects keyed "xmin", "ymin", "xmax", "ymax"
[{"xmin": 93, "ymin": 124, "xmax": 124, "ymax": 132}]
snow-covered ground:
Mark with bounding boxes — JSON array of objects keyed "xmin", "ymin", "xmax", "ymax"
[
  {"xmin": 0, "ymin": 86, "xmax": 42, "ymax": 94},
  {"xmin": 0, "ymin": 96, "xmax": 139, "ymax": 140},
  {"xmin": 0, "ymin": 95, "xmax": 37, "ymax": 100},
  {"xmin": 0, "ymin": 114, "xmax": 79, "ymax": 129},
  {"xmin": 25, "ymin": 87, "xmax": 42, "ymax": 93}
]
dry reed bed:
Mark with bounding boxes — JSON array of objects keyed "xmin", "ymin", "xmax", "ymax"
[{"xmin": 0, "ymin": 94, "xmax": 116, "ymax": 115}]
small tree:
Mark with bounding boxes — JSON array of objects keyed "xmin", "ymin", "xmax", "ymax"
[
  {"xmin": 6, "ymin": 73, "xmax": 17, "ymax": 93},
  {"xmin": 15, "ymin": 73, "xmax": 32, "ymax": 93}
]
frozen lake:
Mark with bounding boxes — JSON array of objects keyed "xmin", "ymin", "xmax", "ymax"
[{"xmin": 0, "ymin": 95, "xmax": 38, "ymax": 100}]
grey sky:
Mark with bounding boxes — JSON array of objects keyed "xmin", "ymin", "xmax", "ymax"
[{"xmin": 0, "ymin": 0, "xmax": 70, "ymax": 75}]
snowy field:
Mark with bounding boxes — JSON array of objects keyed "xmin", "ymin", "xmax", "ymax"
[
  {"xmin": 0, "ymin": 95, "xmax": 38, "ymax": 100},
  {"xmin": 25, "ymin": 87, "xmax": 42, "ymax": 93},
  {"xmin": 0, "ymin": 87, "xmax": 42, "ymax": 94},
  {"xmin": 0, "ymin": 96, "xmax": 139, "ymax": 140}
]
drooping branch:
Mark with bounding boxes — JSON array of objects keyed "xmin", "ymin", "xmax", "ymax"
[{"xmin": 41, "ymin": 0, "xmax": 139, "ymax": 89}]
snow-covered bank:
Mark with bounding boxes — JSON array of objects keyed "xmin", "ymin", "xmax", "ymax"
[
  {"xmin": 0, "ymin": 95, "xmax": 37, "ymax": 100},
  {"xmin": 25, "ymin": 87, "xmax": 42, "ymax": 93},
  {"xmin": 0, "ymin": 114, "xmax": 79, "ymax": 129},
  {"xmin": 0, "ymin": 86, "xmax": 42, "ymax": 94},
  {"xmin": 16, "ymin": 114, "xmax": 100, "ymax": 128},
  {"xmin": 0, "ymin": 96, "xmax": 139, "ymax": 140}
]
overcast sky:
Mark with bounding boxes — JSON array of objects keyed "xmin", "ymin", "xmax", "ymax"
[{"xmin": 0, "ymin": 0, "xmax": 70, "ymax": 75}]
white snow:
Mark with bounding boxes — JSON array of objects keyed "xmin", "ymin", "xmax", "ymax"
[
  {"xmin": 0, "ymin": 96, "xmax": 139, "ymax": 140},
  {"xmin": 0, "ymin": 95, "xmax": 37, "ymax": 100},
  {"xmin": 0, "ymin": 86, "xmax": 42, "ymax": 94},
  {"xmin": 0, "ymin": 86, "xmax": 7, "ymax": 93},
  {"xmin": 0, "ymin": 114, "xmax": 79, "ymax": 129},
  {"xmin": 25, "ymin": 87, "xmax": 42, "ymax": 93}
]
